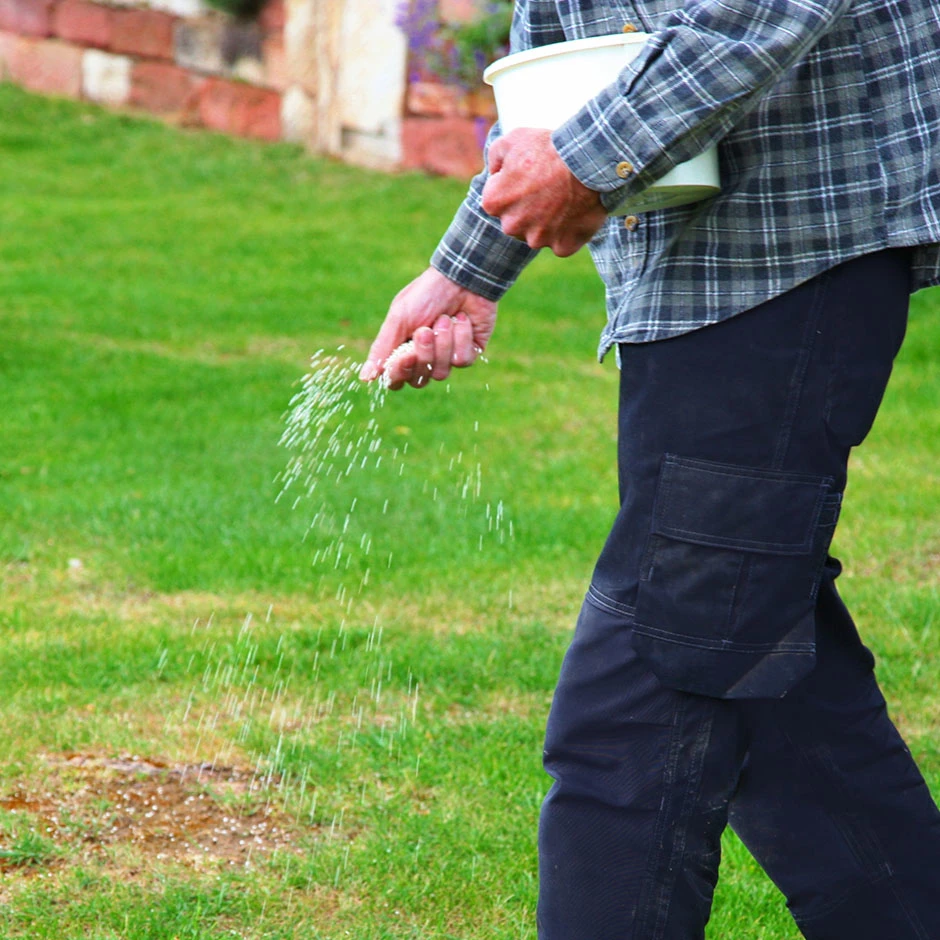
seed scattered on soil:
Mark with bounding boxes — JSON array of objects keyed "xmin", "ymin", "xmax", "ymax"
[{"xmin": 0, "ymin": 753, "xmax": 316, "ymax": 875}]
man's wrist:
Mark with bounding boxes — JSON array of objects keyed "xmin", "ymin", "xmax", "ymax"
[
  {"xmin": 431, "ymin": 202, "xmax": 536, "ymax": 301},
  {"xmin": 550, "ymin": 106, "xmax": 648, "ymax": 208}
]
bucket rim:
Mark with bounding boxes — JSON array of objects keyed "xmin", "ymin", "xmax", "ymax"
[{"xmin": 483, "ymin": 32, "xmax": 650, "ymax": 85}]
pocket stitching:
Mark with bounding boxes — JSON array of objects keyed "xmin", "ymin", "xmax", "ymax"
[
  {"xmin": 634, "ymin": 455, "xmax": 837, "ymax": 695},
  {"xmin": 586, "ymin": 584, "xmax": 637, "ymax": 619},
  {"xmin": 655, "ymin": 454, "xmax": 832, "ymax": 555},
  {"xmin": 633, "ymin": 622, "xmax": 816, "ymax": 654}
]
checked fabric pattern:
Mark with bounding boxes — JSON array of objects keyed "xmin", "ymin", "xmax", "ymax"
[{"xmin": 430, "ymin": 0, "xmax": 940, "ymax": 357}]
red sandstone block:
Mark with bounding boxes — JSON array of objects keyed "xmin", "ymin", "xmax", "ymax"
[
  {"xmin": 197, "ymin": 78, "xmax": 281, "ymax": 140},
  {"xmin": 53, "ymin": 0, "xmax": 112, "ymax": 49},
  {"xmin": 0, "ymin": 0, "xmax": 55, "ymax": 37},
  {"xmin": 258, "ymin": 0, "xmax": 284, "ymax": 34},
  {"xmin": 407, "ymin": 80, "xmax": 462, "ymax": 117},
  {"xmin": 463, "ymin": 85, "xmax": 496, "ymax": 120},
  {"xmin": 3, "ymin": 35, "xmax": 82, "ymax": 97},
  {"xmin": 110, "ymin": 7, "xmax": 175, "ymax": 60},
  {"xmin": 131, "ymin": 59, "xmax": 200, "ymax": 113},
  {"xmin": 401, "ymin": 116, "xmax": 486, "ymax": 179}
]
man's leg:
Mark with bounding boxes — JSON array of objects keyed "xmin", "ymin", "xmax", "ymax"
[
  {"xmin": 729, "ymin": 564, "xmax": 940, "ymax": 940},
  {"xmin": 538, "ymin": 595, "xmax": 740, "ymax": 939},
  {"xmin": 537, "ymin": 249, "xmax": 940, "ymax": 937}
]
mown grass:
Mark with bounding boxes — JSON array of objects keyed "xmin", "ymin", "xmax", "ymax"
[{"xmin": 0, "ymin": 83, "xmax": 937, "ymax": 938}]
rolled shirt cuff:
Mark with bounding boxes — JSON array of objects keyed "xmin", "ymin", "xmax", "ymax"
[{"xmin": 430, "ymin": 194, "xmax": 538, "ymax": 300}]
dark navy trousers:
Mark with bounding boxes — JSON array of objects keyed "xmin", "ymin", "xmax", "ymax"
[{"xmin": 538, "ymin": 249, "xmax": 940, "ymax": 938}]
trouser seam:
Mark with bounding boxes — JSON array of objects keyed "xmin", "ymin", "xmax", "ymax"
[
  {"xmin": 793, "ymin": 874, "xmax": 930, "ymax": 940},
  {"xmin": 633, "ymin": 699, "xmax": 716, "ymax": 940},
  {"xmin": 781, "ymin": 728, "xmax": 931, "ymax": 938},
  {"xmin": 771, "ymin": 271, "xmax": 829, "ymax": 470}
]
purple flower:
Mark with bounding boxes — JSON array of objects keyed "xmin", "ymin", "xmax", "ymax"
[{"xmin": 396, "ymin": 0, "xmax": 512, "ymax": 90}]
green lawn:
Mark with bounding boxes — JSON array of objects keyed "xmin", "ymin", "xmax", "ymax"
[{"xmin": 0, "ymin": 83, "xmax": 937, "ymax": 938}]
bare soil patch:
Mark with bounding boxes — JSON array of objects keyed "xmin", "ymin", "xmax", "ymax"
[{"xmin": 0, "ymin": 752, "xmax": 310, "ymax": 875}]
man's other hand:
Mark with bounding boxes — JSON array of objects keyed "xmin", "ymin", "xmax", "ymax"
[{"xmin": 482, "ymin": 128, "xmax": 608, "ymax": 257}]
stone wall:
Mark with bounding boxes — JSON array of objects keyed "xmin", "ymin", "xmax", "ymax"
[
  {"xmin": 0, "ymin": 0, "xmax": 287, "ymax": 139},
  {"xmin": 398, "ymin": 0, "xmax": 494, "ymax": 178},
  {"xmin": 401, "ymin": 77, "xmax": 494, "ymax": 179},
  {"xmin": 284, "ymin": 0, "xmax": 407, "ymax": 168},
  {"xmin": 0, "ymin": 0, "xmax": 490, "ymax": 178}
]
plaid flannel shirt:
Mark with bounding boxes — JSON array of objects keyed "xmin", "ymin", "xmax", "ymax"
[{"xmin": 429, "ymin": 0, "xmax": 940, "ymax": 358}]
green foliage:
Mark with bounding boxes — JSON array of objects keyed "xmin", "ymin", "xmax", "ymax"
[
  {"xmin": 202, "ymin": 0, "xmax": 266, "ymax": 19},
  {"xmin": 398, "ymin": 0, "xmax": 513, "ymax": 90},
  {"xmin": 447, "ymin": 1, "xmax": 514, "ymax": 88},
  {"xmin": 0, "ymin": 822, "xmax": 61, "ymax": 869}
]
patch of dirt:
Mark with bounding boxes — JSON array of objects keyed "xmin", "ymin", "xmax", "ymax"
[{"xmin": 0, "ymin": 752, "xmax": 313, "ymax": 875}]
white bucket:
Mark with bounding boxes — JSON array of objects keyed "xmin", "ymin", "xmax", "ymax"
[{"xmin": 483, "ymin": 34, "xmax": 720, "ymax": 214}]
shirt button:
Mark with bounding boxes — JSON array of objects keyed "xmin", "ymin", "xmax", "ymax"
[
  {"xmin": 622, "ymin": 22, "xmax": 639, "ymax": 33},
  {"xmin": 616, "ymin": 160, "xmax": 634, "ymax": 178},
  {"xmin": 623, "ymin": 215, "xmax": 640, "ymax": 231}
]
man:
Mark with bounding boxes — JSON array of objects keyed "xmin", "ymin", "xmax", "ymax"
[{"xmin": 361, "ymin": 0, "xmax": 940, "ymax": 937}]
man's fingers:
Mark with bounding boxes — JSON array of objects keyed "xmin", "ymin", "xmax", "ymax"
[
  {"xmin": 360, "ymin": 268, "xmax": 496, "ymax": 389},
  {"xmin": 431, "ymin": 315, "xmax": 454, "ymax": 381},
  {"xmin": 369, "ymin": 315, "xmax": 475, "ymax": 389},
  {"xmin": 383, "ymin": 344, "xmax": 416, "ymax": 390},
  {"xmin": 481, "ymin": 175, "xmax": 502, "ymax": 219},
  {"xmin": 452, "ymin": 312, "xmax": 476, "ymax": 367},
  {"xmin": 409, "ymin": 326, "xmax": 435, "ymax": 388},
  {"xmin": 482, "ymin": 151, "xmax": 513, "ymax": 218},
  {"xmin": 480, "ymin": 127, "xmax": 608, "ymax": 256},
  {"xmin": 360, "ymin": 315, "xmax": 408, "ymax": 381},
  {"xmin": 487, "ymin": 137, "xmax": 506, "ymax": 175}
]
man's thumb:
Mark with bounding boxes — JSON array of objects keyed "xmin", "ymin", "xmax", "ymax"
[{"xmin": 487, "ymin": 137, "xmax": 506, "ymax": 175}]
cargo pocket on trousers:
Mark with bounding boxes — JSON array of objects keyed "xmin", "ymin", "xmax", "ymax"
[{"xmin": 633, "ymin": 455, "xmax": 842, "ymax": 699}]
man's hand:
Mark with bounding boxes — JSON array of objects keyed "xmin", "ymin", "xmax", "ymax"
[
  {"xmin": 482, "ymin": 128, "xmax": 608, "ymax": 257},
  {"xmin": 359, "ymin": 267, "xmax": 497, "ymax": 390}
]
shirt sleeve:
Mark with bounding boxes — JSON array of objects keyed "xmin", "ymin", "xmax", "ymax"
[
  {"xmin": 552, "ymin": 0, "xmax": 855, "ymax": 212},
  {"xmin": 430, "ymin": 0, "xmax": 566, "ymax": 299},
  {"xmin": 430, "ymin": 121, "xmax": 538, "ymax": 301}
]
